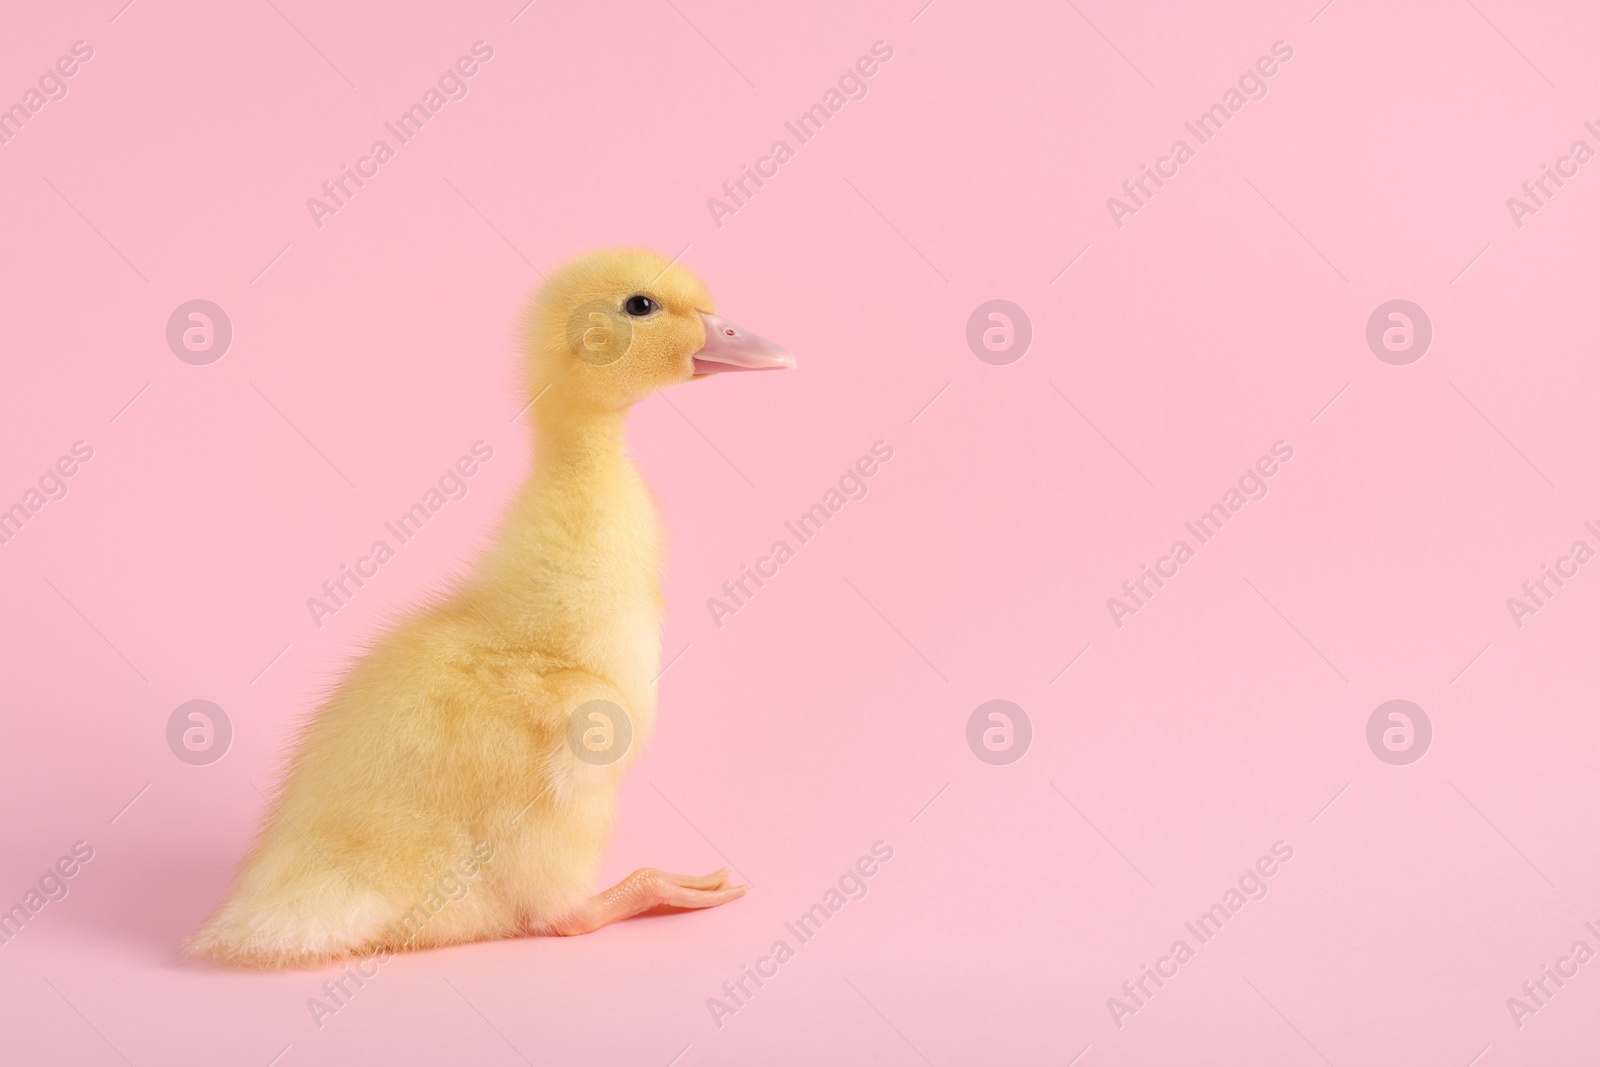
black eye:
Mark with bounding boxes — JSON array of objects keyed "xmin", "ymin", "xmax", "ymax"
[{"xmin": 624, "ymin": 295, "xmax": 657, "ymax": 316}]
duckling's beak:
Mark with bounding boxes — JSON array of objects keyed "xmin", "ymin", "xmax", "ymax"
[{"xmin": 693, "ymin": 314, "xmax": 795, "ymax": 375}]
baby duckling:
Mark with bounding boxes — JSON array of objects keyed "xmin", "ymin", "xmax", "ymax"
[{"xmin": 190, "ymin": 248, "xmax": 793, "ymax": 968}]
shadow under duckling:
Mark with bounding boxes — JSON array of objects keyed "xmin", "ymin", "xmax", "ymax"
[{"xmin": 189, "ymin": 248, "xmax": 793, "ymax": 968}]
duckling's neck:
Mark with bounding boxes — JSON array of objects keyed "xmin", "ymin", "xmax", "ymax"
[
  {"xmin": 471, "ymin": 394, "xmax": 663, "ymax": 694},
  {"xmin": 524, "ymin": 398, "xmax": 652, "ymax": 557},
  {"xmin": 532, "ymin": 400, "xmax": 630, "ymax": 474}
]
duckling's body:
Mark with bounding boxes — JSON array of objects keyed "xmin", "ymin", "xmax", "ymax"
[{"xmin": 190, "ymin": 250, "xmax": 791, "ymax": 968}]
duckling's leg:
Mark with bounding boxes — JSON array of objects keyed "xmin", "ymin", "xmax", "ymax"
[{"xmin": 540, "ymin": 867, "xmax": 748, "ymax": 936}]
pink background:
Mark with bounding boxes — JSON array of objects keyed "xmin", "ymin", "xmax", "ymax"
[{"xmin": 3, "ymin": 0, "xmax": 1599, "ymax": 1063}]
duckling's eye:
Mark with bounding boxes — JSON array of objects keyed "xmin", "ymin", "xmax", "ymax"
[{"xmin": 624, "ymin": 295, "xmax": 657, "ymax": 317}]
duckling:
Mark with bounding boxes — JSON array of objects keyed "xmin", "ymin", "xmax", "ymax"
[{"xmin": 189, "ymin": 248, "xmax": 794, "ymax": 968}]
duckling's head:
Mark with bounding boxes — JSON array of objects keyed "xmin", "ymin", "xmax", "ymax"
[{"xmin": 525, "ymin": 248, "xmax": 793, "ymax": 412}]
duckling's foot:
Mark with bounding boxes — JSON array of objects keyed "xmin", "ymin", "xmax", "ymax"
[{"xmin": 541, "ymin": 867, "xmax": 748, "ymax": 936}]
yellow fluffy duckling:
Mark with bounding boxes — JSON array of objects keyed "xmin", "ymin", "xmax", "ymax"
[{"xmin": 189, "ymin": 248, "xmax": 793, "ymax": 968}]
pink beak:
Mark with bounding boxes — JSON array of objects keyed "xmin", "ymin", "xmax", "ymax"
[{"xmin": 693, "ymin": 313, "xmax": 796, "ymax": 376}]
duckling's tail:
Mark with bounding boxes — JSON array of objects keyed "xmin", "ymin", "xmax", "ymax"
[{"xmin": 186, "ymin": 866, "xmax": 393, "ymax": 970}]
